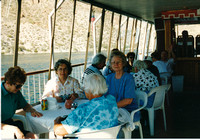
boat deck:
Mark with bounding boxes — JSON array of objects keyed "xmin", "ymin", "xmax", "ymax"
[{"xmin": 132, "ymin": 89, "xmax": 200, "ymax": 138}]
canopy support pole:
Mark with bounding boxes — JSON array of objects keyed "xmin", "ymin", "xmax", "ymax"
[
  {"xmin": 48, "ymin": 0, "xmax": 57, "ymax": 80},
  {"xmin": 13, "ymin": 0, "xmax": 22, "ymax": 66},
  {"xmin": 116, "ymin": 14, "xmax": 122, "ymax": 49},
  {"xmin": 84, "ymin": 4, "xmax": 93, "ymax": 71},
  {"xmin": 123, "ymin": 17, "xmax": 129, "ymax": 53},
  {"xmin": 107, "ymin": 12, "xmax": 114, "ymax": 61},
  {"xmin": 98, "ymin": 8, "xmax": 105, "ymax": 53},
  {"xmin": 69, "ymin": 0, "xmax": 77, "ymax": 62}
]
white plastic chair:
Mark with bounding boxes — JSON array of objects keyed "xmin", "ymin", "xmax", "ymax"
[
  {"xmin": 144, "ymin": 85, "xmax": 169, "ymax": 136},
  {"xmin": 1, "ymin": 114, "xmax": 29, "ymax": 139},
  {"xmin": 57, "ymin": 124, "xmax": 122, "ymax": 139},
  {"xmin": 164, "ymin": 84, "xmax": 171, "ymax": 105},
  {"xmin": 160, "ymin": 72, "xmax": 171, "ymax": 85},
  {"xmin": 122, "ymin": 90, "xmax": 147, "ymax": 139},
  {"xmin": 160, "ymin": 72, "xmax": 171, "ymax": 105}
]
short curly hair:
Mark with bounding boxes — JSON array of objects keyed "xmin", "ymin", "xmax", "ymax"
[
  {"xmin": 109, "ymin": 51, "xmax": 127, "ymax": 67},
  {"xmin": 54, "ymin": 59, "xmax": 72, "ymax": 75},
  {"xmin": 83, "ymin": 73, "xmax": 108, "ymax": 95},
  {"xmin": 133, "ymin": 60, "xmax": 148, "ymax": 71},
  {"xmin": 4, "ymin": 66, "xmax": 26, "ymax": 85}
]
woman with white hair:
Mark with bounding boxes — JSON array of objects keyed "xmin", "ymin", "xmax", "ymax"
[
  {"xmin": 133, "ymin": 60, "xmax": 159, "ymax": 107},
  {"xmin": 54, "ymin": 73, "xmax": 119, "ymax": 136}
]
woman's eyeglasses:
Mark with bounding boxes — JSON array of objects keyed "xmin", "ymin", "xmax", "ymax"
[
  {"xmin": 111, "ymin": 61, "xmax": 122, "ymax": 65},
  {"xmin": 14, "ymin": 84, "xmax": 23, "ymax": 89}
]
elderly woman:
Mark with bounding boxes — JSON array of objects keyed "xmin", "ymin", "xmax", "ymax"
[
  {"xmin": 54, "ymin": 73, "xmax": 119, "ymax": 136},
  {"xmin": 42, "ymin": 59, "xmax": 85, "ymax": 102},
  {"xmin": 105, "ymin": 51, "xmax": 139, "ymax": 122},
  {"xmin": 133, "ymin": 60, "xmax": 159, "ymax": 107},
  {"xmin": 1, "ymin": 66, "xmax": 43, "ymax": 139}
]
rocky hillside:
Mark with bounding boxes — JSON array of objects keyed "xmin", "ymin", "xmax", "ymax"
[
  {"xmin": 2, "ymin": 1, "xmax": 199, "ymax": 55},
  {"xmin": 1, "ymin": 0, "xmax": 128, "ymax": 55}
]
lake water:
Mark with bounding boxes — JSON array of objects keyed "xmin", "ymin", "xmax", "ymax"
[
  {"xmin": 1, "ymin": 51, "xmax": 98, "ymax": 104},
  {"xmin": 1, "ymin": 51, "xmax": 98, "ymax": 76}
]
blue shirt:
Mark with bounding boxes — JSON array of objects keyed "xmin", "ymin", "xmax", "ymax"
[
  {"xmin": 1, "ymin": 82, "xmax": 28, "ymax": 122},
  {"xmin": 106, "ymin": 72, "xmax": 140, "ymax": 121},
  {"xmin": 61, "ymin": 95, "xmax": 119, "ymax": 134}
]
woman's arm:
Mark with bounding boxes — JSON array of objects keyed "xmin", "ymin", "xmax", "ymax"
[
  {"xmin": 117, "ymin": 98, "xmax": 133, "ymax": 108},
  {"xmin": 54, "ymin": 116, "xmax": 68, "ymax": 136}
]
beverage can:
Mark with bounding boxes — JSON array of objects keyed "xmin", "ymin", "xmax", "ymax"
[{"xmin": 41, "ymin": 99, "xmax": 48, "ymax": 110}]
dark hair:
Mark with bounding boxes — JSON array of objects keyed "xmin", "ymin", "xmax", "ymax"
[
  {"xmin": 151, "ymin": 51, "xmax": 161, "ymax": 60},
  {"xmin": 111, "ymin": 48, "xmax": 119, "ymax": 53},
  {"xmin": 127, "ymin": 52, "xmax": 135, "ymax": 59},
  {"xmin": 109, "ymin": 51, "xmax": 127, "ymax": 67},
  {"xmin": 182, "ymin": 30, "xmax": 188, "ymax": 38},
  {"xmin": 54, "ymin": 59, "xmax": 72, "ymax": 75},
  {"xmin": 4, "ymin": 66, "xmax": 26, "ymax": 84}
]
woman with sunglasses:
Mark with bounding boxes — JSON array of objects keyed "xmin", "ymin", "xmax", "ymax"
[{"xmin": 1, "ymin": 66, "xmax": 43, "ymax": 139}]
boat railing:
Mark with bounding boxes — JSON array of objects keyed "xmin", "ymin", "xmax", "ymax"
[{"xmin": 1, "ymin": 63, "xmax": 85, "ymax": 105}]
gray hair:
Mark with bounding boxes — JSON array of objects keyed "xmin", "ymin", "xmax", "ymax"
[
  {"xmin": 109, "ymin": 51, "xmax": 127, "ymax": 67},
  {"xmin": 133, "ymin": 60, "xmax": 148, "ymax": 71},
  {"xmin": 92, "ymin": 53, "xmax": 106, "ymax": 65},
  {"xmin": 83, "ymin": 73, "xmax": 108, "ymax": 95}
]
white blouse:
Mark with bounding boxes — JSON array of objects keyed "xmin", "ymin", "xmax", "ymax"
[{"xmin": 42, "ymin": 76, "xmax": 85, "ymax": 99}]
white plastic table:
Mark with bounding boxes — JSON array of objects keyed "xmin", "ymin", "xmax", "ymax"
[{"xmin": 26, "ymin": 99, "xmax": 89, "ymax": 137}]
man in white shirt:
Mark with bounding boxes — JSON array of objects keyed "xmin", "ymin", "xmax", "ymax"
[
  {"xmin": 161, "ymin": 45, "xmax": 176, "ymax": 74},
  {"xmin": 151, "ymin": 51, "xmax": 168, "ymax": 73}
]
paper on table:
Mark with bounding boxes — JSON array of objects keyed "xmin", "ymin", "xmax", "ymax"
[{"xmin": 47, "ymin": 97, "xmax": 60, "ymax": 110}]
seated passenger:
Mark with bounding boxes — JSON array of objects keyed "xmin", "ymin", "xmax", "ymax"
[
  {"xmin": 54, "ymin": 73, "xmax": 119, "ymax": 136},
  {"xmin": 133, "ymin": 60, "xmax": 159, "ymax": 107},
  {"xmin": 151, "ymin": 51, "xmax": 167, "ymax": 73},
  {"xmin": 105, "ymin": 51, "xmax": 139, "ymax": 122},
  {"xmin": 126, "ymin": 52, "xmax": 135, "ymax": 73},
  {"xmin": 81, "ymin": 53, "xmax": 106, "ymax": 85},
  {"xmin": 103, "ymin": 49, "xmax": 129, "ymax": 77},
  {"xmin": 161, "ymin": 44, "xmax": 176, "ymax": 74},
  {"xmin": 1, "ymin": 66, "xmax": 43, "ymax": 139},
  {"xmin": 42, "ymin": 59, "xmax": 85, "ymax": 102},
  {"xmin": 144, "ymin": 56, "xmax": 161, "ymax": 85}
]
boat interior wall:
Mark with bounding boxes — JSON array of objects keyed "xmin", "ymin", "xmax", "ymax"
[{"xmin": 79, "ymin": 0, "xmax": 200, "ymax": 23}]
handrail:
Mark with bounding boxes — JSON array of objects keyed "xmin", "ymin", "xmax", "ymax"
[{"xmin": 1, "ymin": 63, "xmax": 85, "ymax": 81}]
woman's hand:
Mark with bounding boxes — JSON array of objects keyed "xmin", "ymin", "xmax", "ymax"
[
  {"xmin": 55, "ymin": 96, "xmax": 63, "ymax": 102},
  {"xmin": 30, "ymin": 108, "xmax": 43, "ymax": 117},
  {"xmin": 70, "ymin": 93, "xmax": 78, "ymax": 100}
]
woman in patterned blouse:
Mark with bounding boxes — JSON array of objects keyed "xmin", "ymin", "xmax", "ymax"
[
  {"xmin": 42, "ymin": 59, "xmax": 85, "ymax": 102},
  {"xmin": 133, "ymin": 60, "xmax": 159, "ymax": 107}
]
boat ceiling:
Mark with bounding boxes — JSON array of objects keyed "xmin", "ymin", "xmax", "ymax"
[{"xmin": 80, "ymin": 0, "xmax": 200, "ymax": 23}]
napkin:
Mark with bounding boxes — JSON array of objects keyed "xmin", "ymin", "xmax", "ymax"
[{"xmin": 46, "ymin": 97, "xmax": 59, "ymax": 110}]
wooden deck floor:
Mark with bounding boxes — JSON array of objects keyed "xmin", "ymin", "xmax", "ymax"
[{"xmin": 131, "ymin": 89, "xmax": 200, "ymax": 138}]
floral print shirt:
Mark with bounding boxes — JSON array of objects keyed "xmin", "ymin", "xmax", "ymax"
[
  {"xmin": 42, "ymin": 76, "xmax": 85, "ymax": 99},
  {"xmin": 61, "ymin": 95, "xmax": 119, "ymax": 134}
]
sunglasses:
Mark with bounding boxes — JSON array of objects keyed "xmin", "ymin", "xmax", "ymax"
[{"xmin": 14, "ymin": 84, "xmax": 23, "ymax": 89}]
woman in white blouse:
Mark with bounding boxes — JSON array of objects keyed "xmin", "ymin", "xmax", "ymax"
[{"xmin": 42, "ymin": 59, "xmax": 85, "ymax": 102}]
